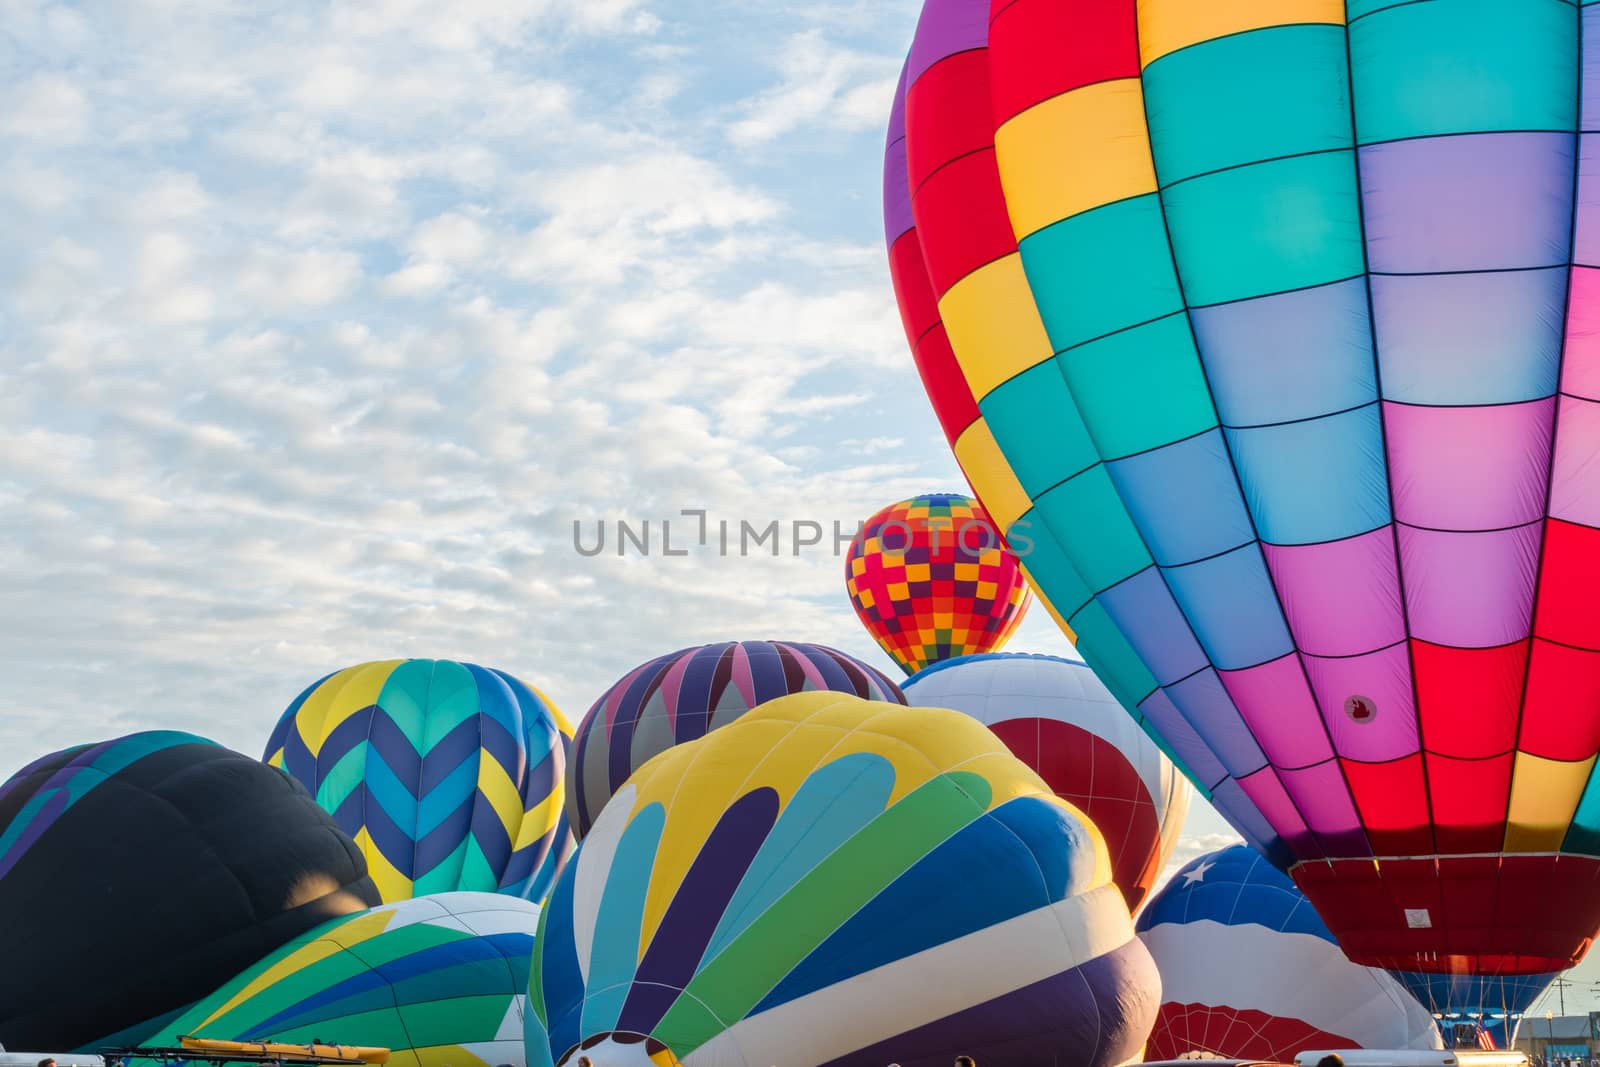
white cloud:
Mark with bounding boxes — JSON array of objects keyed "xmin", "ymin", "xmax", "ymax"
[
  {"xmin": 728, "ymin": 30, "xmax": 900, "ymax": 146},
  {"xmin": 0, "ymin": 0, "xmax": 985, "ymax": 794}
]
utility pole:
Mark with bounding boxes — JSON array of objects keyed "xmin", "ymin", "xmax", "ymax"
[{"xmin": 1556, "ymin": 977, "xmax": 1575, "ymax": 1017}]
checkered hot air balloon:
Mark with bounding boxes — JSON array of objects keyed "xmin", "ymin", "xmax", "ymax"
[
  {"xmin": 844, "ymin": 493, "xmax": 1032, "ymax": 675},
  {"xmin": 265, "ymin": 659, "xmax": 574, "ymax": 905}
]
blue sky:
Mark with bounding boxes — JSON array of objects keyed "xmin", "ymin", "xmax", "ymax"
[{"xmin": 8, "ymin": 0, "xmax": 1593, "ymax": 1014}]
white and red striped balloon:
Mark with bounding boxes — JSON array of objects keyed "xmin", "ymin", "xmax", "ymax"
[{"xmin": 903, "ymin": 652, "xmax": 1190, "ymax": 913}]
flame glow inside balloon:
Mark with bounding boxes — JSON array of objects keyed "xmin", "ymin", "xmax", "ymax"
[
  {"xmin": 886, "ymin": 0, "xmax": 1600, "ymax": 975},
  {"xmin": 527, "ymin": 692, "xmax": 1159, "ymax": 1067},
  {"xmin": 845, "ymin": 493, "xmax": 1032, "ymax": 675},
  {"xmin": 266, "ymin": 659, "xmax": 575, "ymax": 905}
]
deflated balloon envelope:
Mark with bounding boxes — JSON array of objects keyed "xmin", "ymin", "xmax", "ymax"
[
  {"xmin": 565, "ymin": 641, "xmax": 905, "ymax": 839},
  {"xmin": 132, "ymin": 892, "xmax": 540, "ymax": 1067},
  {"xmin": 529, "ymin": 691, "xmax": 1159, "ymax": 1067},
  {"xmin": 1137, "ymin": 845, "xmax": 1441, "ymax": 1061},
  {"xmin": 265, "ymin": 659, "xmax": 575, "ymax": 904},
  {"xmin": 0, "ymin": 731, "xmax": 379, "ymax": 1051}
]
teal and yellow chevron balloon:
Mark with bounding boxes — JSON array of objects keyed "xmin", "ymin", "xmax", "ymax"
[
  {"xmin": 264, "ymin": 659, "xmax": 574, "ymax": 904},
  {"xmin": 135, "ymin": 892, "xmax": 539, "ymax": 1067}
]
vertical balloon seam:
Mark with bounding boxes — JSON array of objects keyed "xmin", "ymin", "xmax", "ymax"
[
  {"xmin": 1506, "ymin": 2, "xmax": 1585, "ymax": 859},
  {"xmin": 906, "ymin": 5, "xmax": 1250, "ymax": 837},
  {"xmin": 896, "ymin": 4, "xmax": 1216, "ymax": 819},
  {"xmin": 1125, "ymin": 5, "xmax": 1373, "ymax": 858}
]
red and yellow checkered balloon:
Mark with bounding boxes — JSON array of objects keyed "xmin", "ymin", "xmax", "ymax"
[{"xmin": 845, "ymin": 493, "xmax": 1032, "ymax": 675}]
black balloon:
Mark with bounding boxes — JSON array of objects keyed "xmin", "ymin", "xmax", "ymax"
[{"xmin": 0, "ymin": 731, "xmax": 380, "ymax": 1051}]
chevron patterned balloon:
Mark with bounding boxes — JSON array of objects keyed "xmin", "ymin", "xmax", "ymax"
[
  {"xmin": 132, "ymin": 892, "xmax": 540, "ymax": 1067},
  {"xmin": 265, "ymin": 659, "xmax": 575, "ymax": 904}
]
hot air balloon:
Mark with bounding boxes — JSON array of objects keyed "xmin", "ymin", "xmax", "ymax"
[
  {"xmin": 1386, "ymin": 971, "xmax": 1556, "ymax": 1049},
  {"xmin": 565, "ymin": 641, "xmax": 905, "ymax": 838},
  {"xmin": 265, "ymin": 659, "xmax": 574, "ymax": 904},
  {"xmin": 1138, "ymin": 846, "xmax": 1442, "ymax": 1061},
  {"xmin": 844, "ymin": 493, "xmax": 1032, "ymax": 675},
  {"xmin": 133, "ymin": 893, "xmax": 540, "ymax": 1067},
  {"xmin": 528, "ymin": 691, "xmax": 1159, "ymax": 1067},
  {"xmin": 902, "ymin": 652, "xmax": 1191, "ymax": 912},
  {"xmin": 0, "ymin": 732, "xmax": 379, "ymax": 1051},
  {"xmin": 886, "ymin": 0, "xmax": 1600, "ymax": 980}
]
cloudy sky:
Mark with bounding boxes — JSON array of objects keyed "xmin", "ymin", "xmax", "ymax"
[{"xmin": 1, "ymin": 0, "xmax": 1298, "ymax": 924}]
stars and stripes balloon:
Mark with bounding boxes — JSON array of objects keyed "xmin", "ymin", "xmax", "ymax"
[
  {"xmin": 565, "ymin": 641, "xmax": 905, "ymax": 839},
  {"xmin": 903, "ymin": 653, "xmax": 1191, "ymax": 913},
  {"xmin": 1138, "ymin": 845, "xmax": 1441, "ymax": 1061},
  {"xmin": 265, "ymin": 659, "xmax": 575, "ymax": 905},
  {"xmin": 528, "ymin": 691, "xmax": 1159, "ymax": 1067},
  {"xmin": 133, "ymin": 893, "xmax": 539, "ymax": 1067},
  {"xmin": 887, "ymin": 0, "xmax": 1600, "ymax": 978},
  {"xmin": 844, "ymin": 493, "xmax": 1032, "ymax": 675}
]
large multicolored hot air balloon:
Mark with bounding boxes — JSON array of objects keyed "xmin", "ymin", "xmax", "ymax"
[
  {"xmin": 903, "ymin": 652, "xmax": 1190, "ymax": 912},
  {"xmin": 887, "ymin": 0, "xmax": 1600, "ymax": 978},
  {"xmin": 1138, "ymin": 845, "xmax": 1441, "ymax": 1061},
  {"xmin": 528, "ymin": 691, "xmax": 1159, "ymax": 1067},
  {"xmin": 845, "ymin": 493, "xmax": 1032, "ymax": 675},
  {"xmin": 265, "ymin": 659, "xmax": 574, "ymax": 904},
  {"xmin": 0, "ymin": 732, "xmax": 379, "ymax": 1051},
  {"xmin": 135, "ymin": 893, "xmax": 540, "ymax": 1067},
  {"xmin": 565, "ymin": 641, "xmax": 905, "ymax": 838}
]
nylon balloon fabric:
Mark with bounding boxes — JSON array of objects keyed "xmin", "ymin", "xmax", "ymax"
[
  {"xmin": 1138, "ymin": 845, "xmax": 1441, "ymax": 1061},
  {"xmin": 903, "ymin": 653, "xmax": 1190, "ymax": 913},
  {"xmin": 887, "ymin": 0, "xmax": 1600, "ymax": 974},
  {"xmin": 0, "ymin": 731, "xmax": 379, "ymax": 1051},
  {"xmin": 844, "ymin": 494, "xmax": 1031, "ymax": 675},
  {"xmin": 265, "ymin": 659, "xmax": 575, "ymax": 904},
  {"xmin": 528, "ymin": 691, "xmax": 1160, "ymax": 1067},
  {"xmin": 565, "ymin": 641, "xmax": 906, "ymax": 839},
  {"xmin": 131, "ymin": 892, "xmax": 539, "ymax": 1067}
]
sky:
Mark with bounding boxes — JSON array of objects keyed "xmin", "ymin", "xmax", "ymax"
[{"xmin": 4, "ymin": 0, "xmax": 1598, "ymax": 1016}]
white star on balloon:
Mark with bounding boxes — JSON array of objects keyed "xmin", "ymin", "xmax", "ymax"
[{"xmin": 1181, "ymin": 860, "xmax": 1215, "ymax": 886}]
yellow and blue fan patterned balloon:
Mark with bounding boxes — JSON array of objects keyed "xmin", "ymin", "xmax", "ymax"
[
  {"xmin": 265, "ymin": 660, "xmax": 575, "ymax": 904},
  {"xmin": 527, "ymin": 692, "xmax": 1160, "ymax": 1067},
  {"xmin": 133, "ymin": 892, "xmax": 539, "ymax": 1067}
]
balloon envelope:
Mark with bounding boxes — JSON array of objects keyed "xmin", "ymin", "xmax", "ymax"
[
  {"xmin": 0, "ymin": 731, "xmax": 379, "ymax": 1050},
  {"xmin": 265, "ymin": 659, "xmax": 574, "ymax": 904},
  {"xmin": 844, "ymin": 494, "xmax": 1032, "ymax": 675},
  {"xmin": 1138, "ymin": 846, "xmax": 1442, "ymax": 1061},
  {"xmin": 887, "ymin": 0, "xmax": 1600, "ymax": 975},
  {"xmin": 903, "ymin": 652, "xmax": 1190, "ymax": 912},
  {"xmin": 133, "ymin": 892, "xmax": 539, "ymax": 1067},
  {"xmin": 565, "ymin": 641, "xmax": 905, "ymax": 838},
  {"xmin": 528, "ymin": 692, "xmax": 1159, "ymax": 1067}
]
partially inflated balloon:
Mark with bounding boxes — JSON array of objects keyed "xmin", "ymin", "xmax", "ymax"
[
  {"xmin": 0, "ymin": 732, "xmax": 378, "ymax": 1050},
  {"xmin": 903, "ymin": 653, "xmax": 1190, "ymax": 912},
  {"xmin": 528, "ymin": 692, "xmax": 1158, "ymax": 1067},
  {"xmin": 134, "ymin": 893, "xmax": 539, "ymax": 1067},
  {"xmin": 845, "ymin": 493, "xmax": 1031, "ymax": 675},
  {"xmin": 565, "ymin": 641, "xmax": 905, "ymax": 838},
  {"xmin": 265, "ymin": 659, "xmax": 574, "ymax": 904},
  {"xmin": 1138, "ymin": 846, "xmax": 1441, "ymax": 1061},
  {"xmin": 887, "ymin": 0, "xmax": 1600, "ymax": 975}
]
